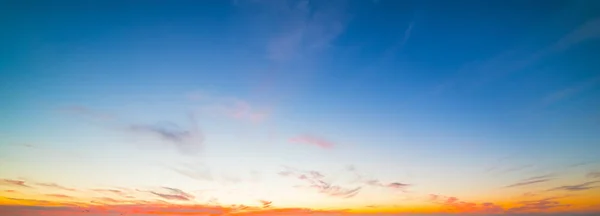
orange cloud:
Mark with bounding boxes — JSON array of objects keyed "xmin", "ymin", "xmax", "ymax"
[
  {"xmin": 259, "ymin": 200, "xmax": 272, "ymax": 208},
  {"xmin": 45, "ymin": 194, "xmax": 72, "ymax": 199}
]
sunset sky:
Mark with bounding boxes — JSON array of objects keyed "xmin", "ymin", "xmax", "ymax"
[{"xmin": 1, "ymin": 0, "xmax": 600, "ymax": 215}]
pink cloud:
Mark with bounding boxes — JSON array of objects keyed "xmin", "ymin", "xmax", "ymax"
[
  {"xmin": 289, "ymin": 135, "xmax": 334, "ymax": 149},
  {"xmin": 189, "ymin": 91, "xmax": 270, "ymax": 123}
]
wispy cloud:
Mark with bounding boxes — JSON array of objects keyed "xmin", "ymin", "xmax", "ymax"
[
  {"xmin": 36, "ymin": 183, "xmax": 76, "ymax": 192},
  {"xmin": 428, "ymin": 194, "xmax": 504, "ymax": 214},
  {"xmin": 365, "ymin": 179, "xmax": 411, "ymax": 191},
  {"xmin": 45, "ymin": 194, "xmax": 72, "ymax": 199},
  {"xmin": 289, "ymin": 134, "xmax": 335, "ymax": 149},
  {"xmin": 59, "ymin": 105, "xmax": 115, "ymax": 121},
  {"xmin": 1, "ymin": 179, "xmax": 30, "ymax": 188},
  {"xmin": 98, "ymin": 197, "xmax": 119, "ymax": 203},
  {"xmin": 189, "ymin": 91, "xmax": 270, "ymax": 123},
  {"xmin": 92, "ymin": 189, "xmax": 129, "ymax": 197},
  {"xmin": 549, "ymin": 181, "xmax": 600, "ymax": 192},
  {"xmin": 257, "ymin": 0, "xmax": 349, "ymax": 62},
  {"xmin": 587, "ymin": 171, "xmax": 600, "ymax": 179},
  {"xmin": 259, "ymin": 200, "xmax": 272, "ymax": 208},
  {"xmin": 148, "ymin": 187, "xmax": 195, "ymax": 201},
  {"xmin": 543, "ymin": 75, "xmax": 600, "ymax": 105},
  {"xmin": 506, "ymin": 175, "xmax": 553, "ymax": 188},
  {"xmin": 508, "ymin": 197, "xmax": 571, "ymax": 212},
  {"xmin": 432, "ymin": 17, "xmax": 600, "ymax": 95},
  {"xmin": 128, "ymin": 114, "xmax": 203, "ymax": 155},
  {"xmin": 279, "ymin": 167, "xmax": 361, "ymax": 198},
  {"xmin": 62, "ymin": 106, "xmax": 205, "ymax": 156},
  {"xmin": 171, "ymin": 163, "xmax": 213, "ymax": 182}
]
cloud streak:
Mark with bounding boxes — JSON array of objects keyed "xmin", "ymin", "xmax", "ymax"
[
  {"xmin": 0, "ymin": 179, "xmax": 30, "ymax": 188},
  {"xmin": 189, "ymin": 92, "xmax": 270, "ymax": 123},
  {"xmin": 587, "ymin": 171, "xmax": 600, "ymax": 179},
  {"xmin": 428, "ymin": 194, "xmax": 504, "ymax": 214},
  {"xmin": 432, "ymin": 17, "xmax": 600, "ymax": 95},
  {"xmin": 36, "ymin": 183, "xmax": 76, "ymax": 192},
  {"xmin": 508, "ymin": 197, "xmax": 571, "ymax": 212},
  {"xmin": 506, "ymin": 175, "xmax": 553, "ymax": 188},
  {"xmin": 549, "ymin": 181, "xmax": 600, "ymax": 192},
  {"xmin": 279, "ymin": 167, "xmax": 361, "ymax": 198},
  {"xmin": 289, "ymin": 134, "xmax": 335, "ymax": 149},
  {"xmin": 61, "ymin": 105, "xmax": 205, "ymax": 156},
  {"xmin": 128, "ymin": 113, "xmax": 203, "ymax": 155},
  {"xmin": 148, "ymin": 187, "xmax": 195, "ymax": 201},
  {"xmin": 260, "ymin": 0, "xmax": 349, "ymax": 62},
  {"xmin": 45, "ymin": 194, "xmax": 72, "ymax": 199}
]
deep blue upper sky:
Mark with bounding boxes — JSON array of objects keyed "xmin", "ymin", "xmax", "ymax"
[{"xmin": 1, "ymin": 0, "xmax": 600, "ymax": 208}]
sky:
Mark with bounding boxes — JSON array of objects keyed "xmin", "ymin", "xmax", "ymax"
[{"xmin": 1, "ymin": 0, "xmax": 600, "ymax": 215}]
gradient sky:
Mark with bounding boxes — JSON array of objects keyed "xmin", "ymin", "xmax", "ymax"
[{"xmin": 2, "ymin": 0, "xmax": 600, "ymax": 215}]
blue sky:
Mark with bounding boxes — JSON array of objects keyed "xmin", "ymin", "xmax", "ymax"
[{"xmin": 1, "ymin": 0, "xmax": 600, "ymax": 215}]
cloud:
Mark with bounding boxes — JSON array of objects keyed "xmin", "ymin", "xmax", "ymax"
[
  {"xmin": 148, "ymin": 187, "xmax": 195, "ymax": 201},
  {"xmin": 63, "ymin": 106, "xmax": 205, "ymax": 156},
  {"xmin": 587, "ymin": 171, "xmax": 600, "ymax": 178},
  {"xmin": 0, "ymin": 179, "xmax": 30, "ymax": 188},
  {"xmin": 549, "ymin": 181, "xmax": 600, "ymax": 192},
  {"xmin": 431, "ymin": 17, "xmax": 600, "ymax": 95},
  {"xmin": 188, "ymin": 91, "xmax": 270, "ymax": 123},
  {"xmin": 59, "ymin": 106, "xmax": 115, "ymax": 121},
  {"xmin": 259, "ymin": 200, "xmax": 272, "ymax": 208},
  {"xmin": 278, "ymin": 167, "xmax": 361, "ymax": 198},
  {"xmin": 552, "ymin": 18, "xmax": 600, "ymax": 52},
  {"xmin": 36, "ymin": 183, "xmax": 76, "ymax": 191},
  {"xmin": 427, "ymin": 194, "xmax": 505, "ymax": 214},
  {"xmin": 289, "ymin": 134, "xmax": 335, "ymax": 149},
  {"xmin": 543, "ymin": 75, "xmax": 600, "ymax": 105},
  {"xmin": 365, "ymin": 180, "xmax": 411, "ymax": 192},
  {"xmin": 171, "ymin": 163, "xmax": 213, "ymax": 182},
  {"xmin": 259, "ymin": 0, "xmax": 349, "ymax": 62},
  {"xmin": 506, "ymin": 175, "xmax": 553, "ymax": 188},
  {"xmin": 98, "ymin": 197, "xmax": 119, "ymax": 203},
  {"xmin": 127, "ymin": 113, "xmax": 204, "ymax": 155},
  {"xmin": 508, "ymin": 197, "xmax": 571, "ymax": 212},
  {"xmin": 344, "ymin": 166, "xmax": 411, "ymax": 192},
  {"xmin": 45, "ymin": 194, "xmax": 72, "ymax": 199},
  {"xmin": 92, "ymin": 189, "xmax": 129, "ymax": 197}
]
